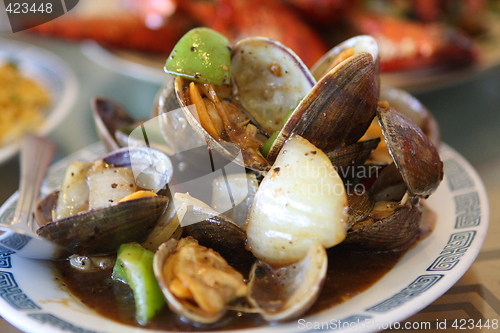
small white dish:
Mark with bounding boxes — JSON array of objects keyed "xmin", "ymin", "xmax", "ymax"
[
  {"xmin": 0, "ymin": 38, "xmax": 78, "ymax": 163},
  {"xmin": 0, "ymin": 141, "xmax": 489, "ymax": 333}
]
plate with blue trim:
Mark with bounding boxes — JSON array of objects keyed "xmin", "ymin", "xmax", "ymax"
[{"xmin": 0, "ymin": 141, "xmax": 489, "ymax": 333}]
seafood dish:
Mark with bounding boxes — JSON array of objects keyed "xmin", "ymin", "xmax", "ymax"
[
  {"xmin": 32, "ymin": 28, "xmax": 444, "ymax": 330},
  {"xmin": 23, "ymin": 0, "xmax": 492, "ymax": 75}
]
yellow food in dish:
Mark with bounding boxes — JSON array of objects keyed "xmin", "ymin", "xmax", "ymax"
[{"xmin": 0, "ymin": 63, "xmax": 51, "ymax": 145}]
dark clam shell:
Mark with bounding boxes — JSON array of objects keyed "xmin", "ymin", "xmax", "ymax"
[
  {"xmin": 327, "ymin": 137, "xmax": 380, "ymax": 170},
  {"xmin": 343, "ymin": 200, "xmax": 422, "ymax": 251},
  {"xmin": 267, "ymin": 52, "xmax": 378, "ymax": 163},
  {"xmin": 92, "ymin": 97, "xmax": 137, "ymax": 152},
  {"xmin": 377, "ymin": 105, "xmax": 443, "ymax": 198},
  {"xmin": 369, "ymin": 162, "xmax": 407, "ymax": 203},
  {"xmin": 380, "ymin": 86, "xmax": 440, "ymax": 147},
  {"xmin": 180, "ymin": 205, "xmax": 255, "ymax": 266},
  {"xmin": 36, "ymin": 196, "xmax": 169, "ymax": 255},
  {"xmin": 247, "ymin": 243, "xmax": 327, "ymax": 321},
  {"xmin": 34, "ymin": 191, "xmax": 58, "ymax": 227},
  {"xmin": 35, "ymin": 146, "xmax": 173, "ymax": 255},
  {"xmin": 346, "ymin": 191, "xmax": 375, "ymax": 229}
]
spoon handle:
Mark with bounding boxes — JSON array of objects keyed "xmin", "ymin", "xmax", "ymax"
[{"xmin": 13, "ymin": 135, "xmax": 56, "ymax": 233}]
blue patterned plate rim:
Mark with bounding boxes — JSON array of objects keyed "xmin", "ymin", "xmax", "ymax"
[{"xmin": 0, "ymin": 142, "xmax": 489, "ymax": 333}]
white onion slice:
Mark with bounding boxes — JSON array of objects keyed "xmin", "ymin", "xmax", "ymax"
[{"xmin": 246, "ymin": 135, "xmax": 348, "ymax": 265}]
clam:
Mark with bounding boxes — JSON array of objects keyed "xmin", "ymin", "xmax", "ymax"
[
  {"xmin": 361, "ymin": 86, "xmax": 441, "ymax": 164},
  {"xmin": 344, "ymin": 102, "xmax": 443, "ymax": 250},
  {"xmin": 376, "ymin": 103, "xmax": 443, "ymax": 198},
  {"xmin": 380, "ymin": 86, "xmax": 440, "ymax": 147},
  {"xmin": 35, "ymin": 147, "xmax": 173, "ymax": 255},
  {"xmin": 153, "ymin": 237, "xmax": 248, "ymax": 325},
  {"xmin": 162, "ymin": 36, "xmax": 378, "ymax": 171},
  {"xmin": 180, "ymin": 205, "xmax": 255, "ymax": 266},
  {"xmin": 247, "ymin": 242, "xmax": 327, "ymax": 322},
  {"xmin": 92, "ymin": 97, "xmax": 137, "ymax": 152},
  {"xmin": 153, "ymin": 222, "xmax": 326, "ymax": 325},
  {"xmin": 153, "ymin": 238, "xmax": 328, "ymax": 325},
  {"xmin": 37, "ymin": 195, "xmax": 169, "ymax": 255},
  {"xmin": 265, "ymin": 51, "xmax": 378, "ymax": 164},
  {"xmin": 326, "ymin": 137, "xmax": 380, "ymax": 171},
  {"xmin": 230, "ymin": 37, "xmax": 316, "ymax": 136},
  {"xmin": 92, "ymin": 97, "xmax": 176, "ymax": 156},
  {"xmin": 343, "ymin": 195, "xmax": 422, "ymax": 250}
]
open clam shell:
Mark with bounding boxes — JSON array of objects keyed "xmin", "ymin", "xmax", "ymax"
[
  {"xmin": 92, "ymin": 97, "xmax": 137, "ymax": 152},
  {"xmin": 172, "ymin": 37, "xmax": 316, "ymax": 172},
  {"xmin": 247, "ymin": 242, "xmax": 327, "ymax": 322},
  {"xmin": 377, "ymin": 104, "xmax": 443, "ymax": 198},
  {"xmin": 37, "ymin": 195, "xmax": 169, "ymax": 255},
  {"xmin": 380, "ymin": 86, "xmax": 441, "ymax": 146},
  {"xmin": 153, "ymin": 238, "xmax": 225, "ymax": 325},
  {"xmin": 344, "ymin": 198, "xmax": 422, "ymax": 250},
  {"xmin": 180, "ymin": 205, "xmax": 255, "ymax": 266},
  {"xmin": 153, "ymin": 237, "xmax": 244, "ymax": 325},
  {"xmin": 266, "ymin": 52, "xmax": 378, "ymax": 163},
  {"xmin": 230, "ymin": 37, "xmax": 316, "ymax": 135}
]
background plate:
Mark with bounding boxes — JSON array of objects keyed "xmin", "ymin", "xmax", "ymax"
[{"xmin": 0, "ymin": 38, "xmax": 78, "ymax": 164}]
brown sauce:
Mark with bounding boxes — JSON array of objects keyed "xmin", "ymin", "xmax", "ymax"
[{"xmin": 53, "ymin": 245, "xmax": 406, "ymax": 331}]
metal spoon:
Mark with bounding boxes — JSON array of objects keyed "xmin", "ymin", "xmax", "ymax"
[{"xmin": 0, "ymin": 135, "xmax": 67, "ymax": 259}]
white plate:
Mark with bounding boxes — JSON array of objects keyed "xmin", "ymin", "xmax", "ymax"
[
  {"xmin": 0, "ymin": 142, "xmax": 489, "ymax": 333},
  {"xmin": 0, "ymin": 38, "xmax": 78, "ymax": 163}
]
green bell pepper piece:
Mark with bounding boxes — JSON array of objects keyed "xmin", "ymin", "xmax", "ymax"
[
  {"xmin": 164, "ymin": 27, "xmax": 231, "ymax": 86},
  {"xmin": 112, "ymin": 243, "xmax": 165, "ymax": 325}
]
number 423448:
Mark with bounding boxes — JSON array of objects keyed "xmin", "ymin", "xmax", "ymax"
[
  {"xmin": 5, "ymin": 2, "xmax": 53, "ymax": 14},
  {"xmin": 452, "ymin": 319, "xmax": 499, "ymax": 330}
]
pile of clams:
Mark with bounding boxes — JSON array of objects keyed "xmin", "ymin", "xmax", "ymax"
[
  {"xmin": 151, "ymin": 31, "xmax": 441, "ymax": 324},
  {"xmin": 41, "ymin": 29, "xmax": 443, "ymax": 328}
]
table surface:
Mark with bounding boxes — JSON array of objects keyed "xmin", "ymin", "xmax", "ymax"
[{"xmin": 1, "ymin": 31, "xmax": 499, "ymax": 333}]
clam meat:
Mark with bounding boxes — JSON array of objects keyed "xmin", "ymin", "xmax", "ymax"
[{"xmin": 153, "ymin": 237, "xmax": 248, "ymax": 325}]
